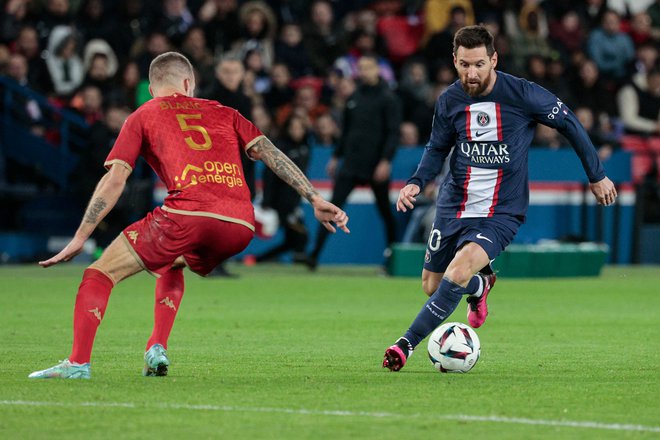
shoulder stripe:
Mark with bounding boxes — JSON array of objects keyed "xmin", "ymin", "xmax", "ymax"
[{"xmin": 104, "ymin": 159, "xmax": 133, "ymax": 172}]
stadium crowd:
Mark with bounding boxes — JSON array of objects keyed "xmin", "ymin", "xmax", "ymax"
[{"xmin": 0, "ymin": 0, "xmax": 658, "ymax": 202}]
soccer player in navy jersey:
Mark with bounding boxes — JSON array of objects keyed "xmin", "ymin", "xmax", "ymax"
[{"xmin": 383, "ymin": 26, "xmax": 617, "ymax": 371}]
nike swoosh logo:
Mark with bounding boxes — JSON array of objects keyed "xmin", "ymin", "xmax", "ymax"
[
  {"xmin": 476, "ymin": 233, "xmax": 493, "ymax": 243},
  {"xmin": 430, "ymin": 301, "xmax": 446, "ymax": 313},
  {"xmin": 474, "ymin": 130, "xmax": 492, "ymax": 137}
]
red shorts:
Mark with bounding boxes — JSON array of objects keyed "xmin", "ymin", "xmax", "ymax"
[{"xmin": 121, "ymin": 207, "xmax": 254, "ymax": 277}]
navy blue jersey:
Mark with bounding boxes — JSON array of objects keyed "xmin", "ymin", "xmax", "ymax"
[{"xmin": 408, "ymin": 71, "xmax": 605, "ymax": 220}]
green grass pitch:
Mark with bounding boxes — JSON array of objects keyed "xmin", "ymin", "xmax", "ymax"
[{"xmin": 0, "ymin": 264, "xmax": 658, "ymax": 439}]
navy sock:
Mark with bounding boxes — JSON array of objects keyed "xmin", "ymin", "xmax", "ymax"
[{"xmin": 403, "ymin": 277, "xmax": 481, "ymax": 348}]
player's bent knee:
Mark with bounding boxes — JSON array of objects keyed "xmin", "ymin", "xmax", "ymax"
[
  {"xmin": 422, "ymin": 271, "xmax": 443, "ymax": 296},
  {"xmin": 444, "ymin": 265, "xmax": 472, "ymax": 287}
]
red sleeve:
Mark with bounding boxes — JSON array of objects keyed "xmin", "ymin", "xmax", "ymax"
[
  {"xmin": 104, "ymin": 111, "xmax": 143, "ymax": 171},
  {"xmin": 233, "ymin": 110, "xmax": 264, "ymax": 157}
]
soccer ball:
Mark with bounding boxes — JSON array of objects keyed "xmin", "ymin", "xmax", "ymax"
[{"xmin": 427, "ymin": 322, "xmax": 481, "ymax": 373}]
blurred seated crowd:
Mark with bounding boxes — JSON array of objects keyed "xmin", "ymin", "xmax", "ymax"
[{"xmin": 0, "ymin": 0, "xmax": 658, "ymax": 188}]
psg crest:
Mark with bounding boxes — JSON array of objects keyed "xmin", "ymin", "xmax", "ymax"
[{"xmin": 476, "ymin": 112, "xmax": 490, "ymax": 127}]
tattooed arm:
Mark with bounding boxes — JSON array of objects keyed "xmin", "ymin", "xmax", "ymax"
[
  {"xmin": 39, "ymin": 164, "xmax": 132, "ymax": 267},
  {"xmin": 249, "ymin": 137, "xmax": 350, "ymax": 233}
]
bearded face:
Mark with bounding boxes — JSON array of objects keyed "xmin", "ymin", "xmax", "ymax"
[{"xmin": 454, "ymin": 46, "xmax": 497, "ymax": 97}]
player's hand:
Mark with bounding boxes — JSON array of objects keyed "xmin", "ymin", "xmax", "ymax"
[
  {"xmin": 38, "ymin": 237, "xmax": 86, "ymax": 268},
  {"xmin": 372, "ymin": 159, "xmax": 391, "ymax": 183},
  {"xmin": 397, "ymin": 184, "xmax": 421, "ymax": 212},
  {"xmin": 589, "ymin": 176, "xmax": 617, "ymax": 206},
  {"xmin": 311, "ymin": 195, "xmax": 350, "ymax": 234}
]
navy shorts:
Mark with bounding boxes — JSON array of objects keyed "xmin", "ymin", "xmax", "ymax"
[{"xmin": 423, "ymin": 215, "xmax": 522, "ymax": 274}]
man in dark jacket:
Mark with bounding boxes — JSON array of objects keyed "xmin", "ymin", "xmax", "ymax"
[{"xmin": 307, "ymin": 54, "xmax": 402, "ymax": 269}]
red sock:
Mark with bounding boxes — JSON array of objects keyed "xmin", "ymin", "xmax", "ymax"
[
  {"xmin": 146, "ymin": 268, "xmax": 184, "ymax": 350},
  {"xmin": 69, "ymin": 268, "xmax": 114, "ymax": 364}
]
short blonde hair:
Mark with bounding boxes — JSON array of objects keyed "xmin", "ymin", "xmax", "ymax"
[{"xmin": 148, "ymin": 51, "xmax": 194, "ymax": 87}]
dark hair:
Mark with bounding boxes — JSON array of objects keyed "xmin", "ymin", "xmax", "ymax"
[{"xmin": 453, "ymin": 25, "xmax": 495, "ymax": 57}]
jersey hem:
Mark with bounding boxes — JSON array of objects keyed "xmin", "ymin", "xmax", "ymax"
[{"xmin": 161, "ymin": 206, "xmax": 256, "ymax": 231}]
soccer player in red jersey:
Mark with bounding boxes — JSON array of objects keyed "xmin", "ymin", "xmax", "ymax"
[{"xmin": 28, "ymin": 52, "xmax": 350, "ymax": 379}]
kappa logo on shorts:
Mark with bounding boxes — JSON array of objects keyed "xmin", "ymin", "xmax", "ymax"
[
  {"xmin": 425, "ymin": 250, "xmax": 431, "ymax": 263},
  {"xmin": 127, "ymin": 230, "xmax": 139, "ymax": 244}
]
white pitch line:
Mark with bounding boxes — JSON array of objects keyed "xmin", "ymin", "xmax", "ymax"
[{"xmin": 1, "ymin": 400, "xmax": 658, "ymax": 433}]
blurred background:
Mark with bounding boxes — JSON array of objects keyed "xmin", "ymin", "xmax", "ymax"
[{"xmin": 0, "ymin": 0, "xmax": 658, "ymax": 269}]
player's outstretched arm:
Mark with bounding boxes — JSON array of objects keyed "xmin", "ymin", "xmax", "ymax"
[
  {"xmin": 396, "ymin": 184, "xmax": 421, "ymax": 212},
  {"xmin": 589, "ymin": 176, "xmax": 618, "ymax": 206},
  {"xmin": 39, "ymin": 164, "xmax": 132, "ymax": 267},
  {"xmin": 248, "ymin": 137, "xmax": 349, "ymax": 234}
]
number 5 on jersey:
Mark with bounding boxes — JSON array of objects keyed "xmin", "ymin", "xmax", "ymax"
[{"xmin": 176, "ymin": 114, "xmax": 212, "ymax": 150}]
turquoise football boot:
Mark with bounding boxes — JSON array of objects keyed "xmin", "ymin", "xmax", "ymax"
[
  {"xmin": 28, "ymin": 359, "xmax": 91, "ymax": 379},
  {"xmin": 143, "ymin": 344, "xmax": 170, "ymax": 377}
]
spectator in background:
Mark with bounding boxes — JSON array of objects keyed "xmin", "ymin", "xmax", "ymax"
[
  {"xmin": 303, "ymin": 0, "xmax": 345, "ymax": 75},
  {"xmin": 506, "ymin": 3, "xmax": 555, "ymax": 76},
  {"xmin": 255, "ymin": 115, "xmax": 311, "ymax": 263},
  {"xmin": 576, "ymin": 0, "xmax": 608, "ymax": 31},
  {"xmin": 230, "ymin": 1, "xmax": 277, "ymax": 71},
  {"xmin": 264, "ymin": 62, "xmax": 294, "ymax": 113},
  {"xmin": 251, "ymin": 103, "xmax": 277, "ymax": 138},
  {"xmin": 548, "ymin": 10, "xmax": 586, "ymax": 61},
  {"xmin": 181, "ymin": 26, "xmax": 215, "ymax": 92},
  {"xmin": 76, "ymin": 0, "xmax": 115, "ymax": 46},
  {"xmin": 398, "ymin": 59, "xmax": 434, "ymax": 141},
  {"xmin": 203, "ymin": 57, "xmax": 255, "ymax": 195},
  {"xmin": 626, "ymin": 11, "xmax": 654, "ymax": 47},
  {"xmin": 243, "ymin": 48, "xmax": 271, "ymax": 97},
  {"xmin": 306, "ymin": 54, "xmax": 402, "ymax": 270},
  {"xmin": 70, "ymin": 84, "xmax": 104, "ymax": 125},
  {"xmin": 34, "ymin": 0, "xmax": 74, "ymax": 47},
  {"xmin": 155, "ymin": 0, "xmax": 196, "ymax": 47},
  {"xmin": 633, "ymin": 42, "xmax": 658, "ymax": 75},
  {"xmin": 136, "ymin": 31, "xmax": 172, "ymax": 78},
  {"xmin": 424, "ymin": 6, "xmax": 469, "ymax": 70},
  {"xmin": 575, "ymin": 106, "xmax": 620, "ymax": 161},
  {"xmin": 276, "ymin": 80, "xmax": 328, "ymax": 127},
  {"xmin": 5, "ymin": 53, "xmax": 44, "ymax": 134},
  {"xmin": 333, "ymin": 31, "xmax": 396, "ymax": 88},
  {"xmin": 617, "ymin": 67, "xmax": 660, "ymax": 136},
  {"xmin": 1, "ymin": 0, "xmax": 29, "ymax": 44},
  {"xmin": 422, "ymin": 0, "xmax": 475, "ymax": 43},
  {"xmin": 586, "ymin": 10, "xmax": 635, "ymax": 84},
  {"xmin": 274, "ymin": 22, "xmax": 313, "ymax": 78},
  {"xmin": 82, "ymin": 39, "xmax": 119, "ymax": 95},
  {"xmin": 310, "ymin": 113, "xmax": 339, "ymax": 148},
  {"xmin": 525, "ymin": 55, "xmax": 551, "ymax": 90},
  {"xmin": 571, "ymin": 59, "xmax": 618, "ymax": 117},
  {"xmin": 14, "ymin": 26, "xmax": 53, "ymax": 93},
  {"xmin": 328, "ymin": 74, "xmax": 355, "ymax": 126},
  {"xmin": 545, "ymin": 57, "xmax": 574, "ymax": 108},
  {"xmin": 45, "ymin": 25, "xmax": 84, "ymax": 97},
  {"xmin": 107, "ymin": 61, "xmax": 140, "ymax": 109},
  {"xmin": 198, "ymin": 0, "xmax": 241, "ymax": 56},
  {"xmin": 113, "ymin": 0, "xmax": 153, "ymax": 61},
  {"xmin": 399, "ymin": 121, "xmax": 420, "ymax": 147}
]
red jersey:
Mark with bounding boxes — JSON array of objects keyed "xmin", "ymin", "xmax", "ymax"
[{"xmin": 105, "ymin": 94, "xmax": 264, "ymax": 230}]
